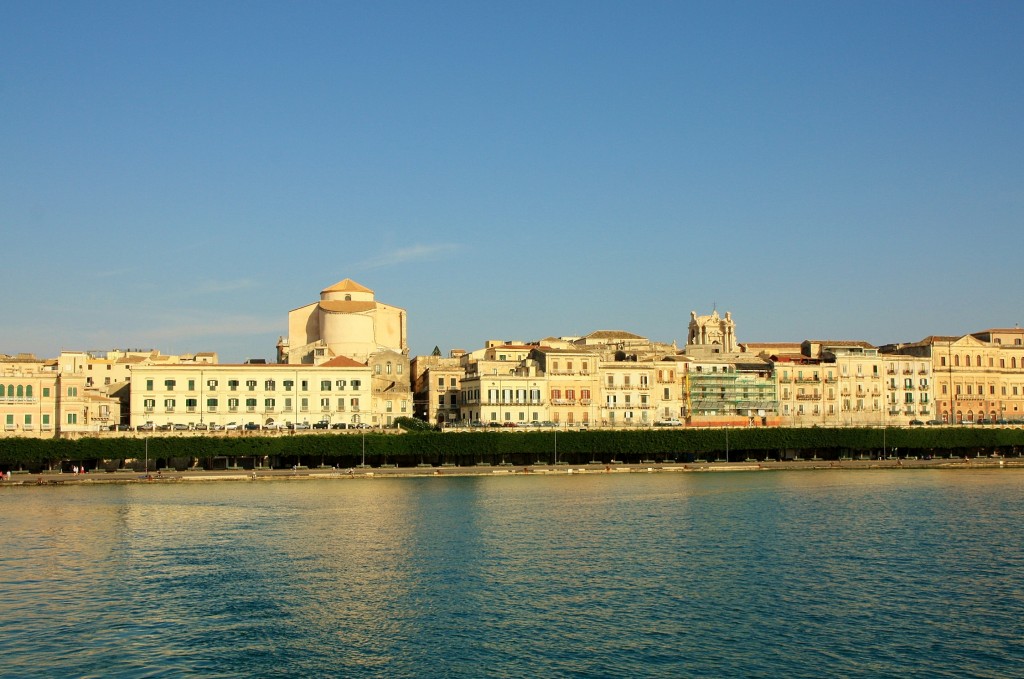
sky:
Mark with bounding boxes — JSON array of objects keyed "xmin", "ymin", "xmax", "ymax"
[{"xmin": 2, "ymin": 1, "xmax": 1022, "ymax": 363}]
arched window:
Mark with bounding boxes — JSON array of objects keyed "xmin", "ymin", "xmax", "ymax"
[
  {"xmin": 1013, "ymin": 357, "xmax": 1018, "ymax": 369},
  {"xmin": 0, "ymin": 384, "xmax": 4, "ymax": 398},
  {"xmin": 940, "ymin": 357, "xmax": 946, "ymax": 367},
  {"xmin": 6, "ymin": 385, "xmax": 12, "ymax": 398},
  {"xmin": 386, "ymin": 362, "xmax": 392, "ymax": 374},
  {"xmin": 965, "ymin": 355, "xmax": 971, "ymax": 367},
  {"xmin": 16, "ymin": 385, "xmax": 24, "ymax": 398},
  {"xmin": 976, "ymin": 355, "xmax": 982, "ymax": 366},
  {"xmin": 954, "ymin": 355, "xmax": 960, "ymax": 367},
  {"xmin": 25, "ymin": 386, "xmax": 32, "ymax": 398}
]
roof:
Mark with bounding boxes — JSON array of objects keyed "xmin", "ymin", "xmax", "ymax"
[
  {"xmin": 321, "ymin": 278, "xmax": 373, "ymax": 295},
  {"xmin": 320, "ymin": 355, "xmax": 367, "ymax": 368},
  {"xmin": 319, "ymin": 300, "xmax": 377, "ymax": 313},
  {"xmin": 806, "ymin": 340, "xmax": 877, "ymax": 348},
  {"xmin": 583, "ymin": 330, "xmax": 647, "ymax": 340}
]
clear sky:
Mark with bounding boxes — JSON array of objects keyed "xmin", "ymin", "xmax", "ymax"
[{"xmin": 2, "ymin": 1, "xmax": 1022, "ymax": 362}]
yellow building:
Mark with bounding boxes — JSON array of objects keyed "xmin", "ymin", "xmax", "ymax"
[
  {"xmin": 885, "ymin": 329, "xmax": 1024, "ymax": 423},
  {"xmin": 0, "ymin": 353, "xmax": 112, "ymax": 437}
]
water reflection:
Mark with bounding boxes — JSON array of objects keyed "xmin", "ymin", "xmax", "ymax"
[{"xmin": 2, "ymin": 471, "xmax": 1024, "ymax": 677}]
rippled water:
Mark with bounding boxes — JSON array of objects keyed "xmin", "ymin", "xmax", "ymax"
[{"xmin": 2, "ymin": 470, "xmax": 1023, "ymax": 678}]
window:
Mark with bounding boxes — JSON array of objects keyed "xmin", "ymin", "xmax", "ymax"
[
  {"xmin": 186, "ymin": 398, "xmax": 197, "ymax": 411},
  {"xmin": 24, "ymin": 414, "xmax": 32, "ymax": 426},
  {"xmin": 246, "ymin": 398, "xmax": 257, "ymax": 409},
  {"xmin": 42, "ymin": 387, "xmax": 50, "ymax": 398},
  {"xmin": 188, "ymin": 380, "xmax": 195, "ymax": 391},
  {"xmin": 42, "ymin": 414, "xmax": 50, "ymax": 427},
  {"xmin": 386, "ymin": 362, "xmax": 392, "ymax": 374},
  {"xmin": 207, "ymin": 380, "xmax": 218, "ymax": 389},
  {"xmin": 207, "ymin": 398, "xmax": 218, "ymax": 411},
  {"xmin": 67, "ymin": 413, "xmax": 78, "ymax": 425},
  {"xmin": 146, "ymin": 379, "xmax": 154, "ymax": 391},
  {"xmin": 321, "ymin": 380, "xmax": 332, "ymax": 391},
  {"xmin": 228, "ymin": 398, "xmax": 239, "ymax": 410},
  {"xmin": 336, "ymin": 380, "xmax": 346, "ymax": 390},
  {"xmin": 397, "ymin": 364, "xmax": 403, "ymax": 375},
  {"xmin": 144, "ymin": 398, "xmax": 156, "ymax": 410},
  {"xmin": 300, "ymin": 398, "xmax": 309, "ymax": 411},
  {"xmin": 375, "ymin": 364, "xmax": 381, "ymax": 375},
  {"xmin": 265, "ymin": 380, "xmax": 276, "ymax": 391},
  {"xmin": 320, "ymin": 398, "xmax": 330, "ymax": 409},
  {"xmin": 67, "ymin": 387, "xmax": 78, "ymax": 397},
  {"xmin": 438, "ymin": 377, "xmax": 445, "ymax": 388},
  {"xmin": 438, "ymin": 395, "xmax": 445, "ymax": 406},
  {"xmin": 450, "ymin": 377, "xmax": 456, "ymax": 387},
  {"xmin": 350, "ymin": 397, "xmax": 360, "ymax": 411},
  {"xmin": 165, "ymin": 380, "xmax": 176, "ymax": 390},
  {"xmin": 265, "ymin": 398, "xmax": 276, "ymax": 409},
  {"xmin": 284, "ymin": 380, "xmax": 294, "ymax": 391},
  {"xmin": 228, "ymin": 380, "xmax": 239, "ymax": 391},
  {"xmin": 164, "ymin": 399, "xmax": 176, "ymax": 411},
  {"xmin": 25, "ymin": 385, "xmax": 32, "ymax": 398},
  {"xmin": 300, "ymin": 380, "xmax": 309, "ymax": 391},
  {"xmin": 351, "ymin": 380, "xmax": 361, "ymax": 390},
  {"xmin": 246, "ymin": 380, "xmax": 257, "ymax": 391},
  {"xmin": 386, "ymin": 400, "xmax": 393, "ymax": 413}
]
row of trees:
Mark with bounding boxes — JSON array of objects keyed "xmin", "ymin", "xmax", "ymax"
[{"xmin": 2, "ymin": 426, "xmax": 1022, "ymax": 471}]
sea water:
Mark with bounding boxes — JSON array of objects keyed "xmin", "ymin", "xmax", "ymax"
[{"xmin": 1, "ymin": 470, "xmax": 1022, "ymax": 678}]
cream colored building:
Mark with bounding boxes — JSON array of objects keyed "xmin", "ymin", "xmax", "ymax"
[
  {"xmin": 771, "ymin": 341, "xmax": 933, "ymax": 427},
  {"xmin": 278, "ymin": 279, "xmax": 407, "ymax": 365},
  {"xmin": 129, "ymin": 357, "xmax": 413, "ymax": 429}
]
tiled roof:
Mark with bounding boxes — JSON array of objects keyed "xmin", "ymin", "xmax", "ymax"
[
  {"xmin": 584, "ymin": 330, "xmax": 647, "ymax": 340},
  {"xmin": 320, "ymin": 355, "xmax": 367, "ymax": 368},
  {"xmin": 322, "ymin": 278, "xmax": 373, "ymax": 294}
]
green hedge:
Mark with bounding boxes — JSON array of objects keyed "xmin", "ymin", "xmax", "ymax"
[{"xmin": 1, "ymin": 427, "xmax": 1022, "ymax": 470}]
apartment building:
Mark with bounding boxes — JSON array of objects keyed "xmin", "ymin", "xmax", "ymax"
[
  {"xmin": 128, "ymin": 358, "xmax": 393, "ymax": 429},
  {"xmin": 884, "ymin": 328, "xmax": 1024, "ymax": 423},
  {"xmin": 0, "ymin": 353, "xmax": 111, "ymax": 437}
]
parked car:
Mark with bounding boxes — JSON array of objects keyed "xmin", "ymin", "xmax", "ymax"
[
  {"xmin": 225, "ymin": 422, "xmax": 240, "ymax": 430},
  {"xmin": 243, "ymin": 422, "xmax": 261, "ymax": 430},
  {"xmin": 173, "ymin": 423, "xmax": 189, "ymax": 430},
  {"xmin": 312, "ymin": 421, "xmax": 330, "ymax": 429},
  {"xmin": 909, "ymin": 419, "xmax": 924, "ymax": 426},
  {"xmin": 926, "ymin": 419, "xmax": 944, "ymax": 426},
  {"xmin": 293, "ymin": 422, "xmax": 311, "ymax": 430},
  {"xmin": 655, "ymin": 419, "xmax": 683, "ymax": 427},
  {"xmin": 209, "ymin": 423, "xmax": 225, "ymax": 431},
  {"xmin": 193, "ymin": 423, "xmax": 208, "ymax": 431},
  {"xmin": 138, "ymin": 422, "xmax": 156, "ymax": 431},
  {"xmin": 331, "ymin": 422, "xmax": 349, "ymax": 429}
]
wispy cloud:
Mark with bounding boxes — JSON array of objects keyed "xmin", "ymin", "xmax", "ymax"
[{"xmin": 354, "ymin": 243, "xmax": 462, "ymax": 271}]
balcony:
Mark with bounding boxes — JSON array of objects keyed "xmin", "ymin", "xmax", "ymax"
[{"xmin": 796, "ymin": 394, "xmax": 819, "ymax": 400}]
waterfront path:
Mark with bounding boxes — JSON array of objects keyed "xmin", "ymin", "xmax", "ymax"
[{"xmin": 4, "ymin": 455, "xmax": 1020, "ymax": 486}]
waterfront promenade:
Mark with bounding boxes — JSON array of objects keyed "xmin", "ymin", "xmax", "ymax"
[{"xmin": 4, "ymin": 455, "xmax": 1018, "ymax": 486}]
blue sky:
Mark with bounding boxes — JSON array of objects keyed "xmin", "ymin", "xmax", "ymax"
[{"xmin": 2, "ymin": 1, "xmax": 1022, "ymax": 362}]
